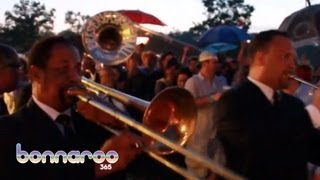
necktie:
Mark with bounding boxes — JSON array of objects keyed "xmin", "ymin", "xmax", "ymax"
[
  {"xmin": 273, "ymin": 91, "xmax": 280, "ymax": 105},
  {"xmin": 55, "ymin": 114, "xmax": 74, "ymax": 139}
]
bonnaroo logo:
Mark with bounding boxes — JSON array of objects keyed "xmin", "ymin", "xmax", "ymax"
[{"xmin": 16, "ymin": 143, "xmax": 119, "ymax": 167}]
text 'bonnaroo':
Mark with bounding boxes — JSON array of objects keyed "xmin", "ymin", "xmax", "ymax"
[{"xmin": 16, "ymin": 143, "xmax": 119, "ymax": 170}]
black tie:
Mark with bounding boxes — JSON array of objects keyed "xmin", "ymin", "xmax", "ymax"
[
  {"xmin": 55, "ymin": 114, "xmax": 74, "ymax": 139},
  {"xmin": 273, "ymin": 91, "xmax": 280, "ymax": 105}
]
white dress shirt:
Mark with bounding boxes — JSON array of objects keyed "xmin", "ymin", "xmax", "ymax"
[{"xmin": 32, "ymin": 95, "xmax": 73, "ymax": 134}]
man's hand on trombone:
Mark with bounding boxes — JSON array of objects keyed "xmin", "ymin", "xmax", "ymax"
[
  {"xmin": 95, "ymin": 131, "xmax": 143, "ymax": 178},
  {"xmin": 67, "ymin": 86, "xmax": 143, "ymax": 178}
]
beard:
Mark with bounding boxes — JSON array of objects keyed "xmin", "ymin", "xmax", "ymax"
[{"xmin": 279, "ymin": 71, "xmax": 292, "ymax": 90}]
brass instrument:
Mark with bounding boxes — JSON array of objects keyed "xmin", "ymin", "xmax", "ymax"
[
  {"xmin": 289, "ymin": 74, "xmax": 319, "ymax": 89},
  {"xmin": 82, "ymin": 77, "xmax": 196, "ymax": 155},
  {"xmin": 79, "ymin": 78, "xmax": 244, "ymax": 180},
  {"xmin": 79, "ymin": 11, "xmax": 245, "ymax": 180},
  {"xmin": 82, "ymin": 11, "xmax": 137, "ymax": 65}
]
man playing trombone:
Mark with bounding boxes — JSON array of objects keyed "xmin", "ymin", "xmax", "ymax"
[
  {"xmin": 213, "ymin": 30, "xmax": 320, "ymax": 179},
  {"xmin": 0, "ymin": 36, "xmax": 142, "ymax": 179}
]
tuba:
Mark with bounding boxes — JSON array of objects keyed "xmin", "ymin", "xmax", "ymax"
[
  {"xmin": 82, "ymin": 11, "xmax": 137, "ymax": 66},
  {"xmin": 81, "ymin": 10, "xmax": 196, "ymax": 156}
]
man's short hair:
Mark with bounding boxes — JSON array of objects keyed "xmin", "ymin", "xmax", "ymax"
[
  {"xmin": 165, "ymin": 57, "xmax": 180, "ymax": 69},
  {"xmin": 188, "ymin": 56, "xmax": 198, "ymax": 63},
  {"xmin": 28, "ymin": 36, "xmax": 76, "ymax": 70},
  {"xmin": 0, "ymin": 43, "xmax": 18, "ymax": 67},
  {"xmin": 248, "ymin": 30, "xmax": 289, "ymax": 62}
]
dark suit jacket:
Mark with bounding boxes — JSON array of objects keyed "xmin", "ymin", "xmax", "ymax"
[
  {"xmin": 0, "ymin": 99, "xmax": 125, "ymax": 180},
  {"xmin": 0, "ymin": 96, "xmax": 8, "ymax": 116},
  {"xmin": 14, "ymin": 83, "xmax": 32, "ymax": 113},
  {"xmin": 215, "ymin": 80, "xmax": 320, "ymax": 180}
]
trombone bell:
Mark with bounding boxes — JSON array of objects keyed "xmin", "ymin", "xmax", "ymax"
[
  {"xmin": 143, "ymin": 87, "xmax": 197, "ymax": 155},
  {"xmin": 81, "ymin": 77, "xmax": 197, "ymax": 155}
]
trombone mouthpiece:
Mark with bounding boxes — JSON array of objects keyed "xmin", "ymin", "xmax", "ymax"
[
  {"xmin": 288, "ymin": 74, "xmax": 295, "ymax": 79},
  {"xmin": 68, "ymin": 84, "xmax": 86, "ymax": 90}
]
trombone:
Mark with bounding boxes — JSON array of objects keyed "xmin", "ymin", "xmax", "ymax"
[
  {"xmin": 289, "ymin": 75, "xmax": 319, "ymax": 89},
  {"xmin": 78, "ymin": 77, "xmax": 245, "ymax": 180},
  {"xmin": 79, "ymin": 10, "xmax": 245, "ymax": 180}
]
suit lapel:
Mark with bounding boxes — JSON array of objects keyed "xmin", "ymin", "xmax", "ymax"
[
  {"xmin": 242, "ymin": 80, "xmax": 273, "ymax": 107},
  {"xmin": 21, "ymin": 99, "xmax": 63, "ymax": 146}
]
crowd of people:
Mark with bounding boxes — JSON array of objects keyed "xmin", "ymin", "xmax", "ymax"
[{"xmin": 0, "ymin": 29, "xmax": 320, "ymax": 180}]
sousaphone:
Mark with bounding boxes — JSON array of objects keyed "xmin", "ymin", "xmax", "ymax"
[
  {"xmin": 81, "ymin": 11, "xmax": 197, "ymax": 155},
  {"xmin": 79, "ymin": 11, "xmax": 244, "ymax": 180},
  {"xmin": 82, "ymin": 11, "xmax": 137, "ymax": 65}
]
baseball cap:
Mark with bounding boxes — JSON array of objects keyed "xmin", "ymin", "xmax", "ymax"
[{"xmin": 198, "ymin": 51, "xmax": 217, "ymax": 62}]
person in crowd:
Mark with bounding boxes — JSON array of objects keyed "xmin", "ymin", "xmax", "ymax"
[
  {"xmin": 232, "ymin": 41, "xmax": 251, "ymax": 87},
  {"xmin": 134, "ymin": 43, "xmax": 145, "ymax": 65},
  {"xmin": 0, "ymin": 44, "xmax": 22, "ymax": 116},
  {"xmin": 140, "ymin": 50, "xmax": 158, "ymax": 74},
  {"xmin": 284, "ymin": 64, "xmax": 316, "ymax": 106},
  {"xmin": 0, "ymin": 36, "xmax": 142, "ymax": 179},
  {"xmin": 176, "ymin": 67, "xmax": 193, "ymax": 88},
  {"xmin": 220, "ymin": 57, "xmax": 238, "ymax": 86},
  {"xmin": 213, "ymin": 30, "xmax": 320, "ymax": 179},
  {"xmin": 3, "ymin": 55, "xmax": 31, "ymax": 114},
  {"xmin": 184, "ymin": 51, "xmax": 224, "ymax": 178},
  {"xmin": 124, "ymin": 53, "xmax": 152, "ymax": 101},
  {"xmin": 81, "ymin": 54, "xmax": 96, "ymax": 80},
  {"xmin": 140, "ymin": 50, "xmax": 158, "ymax": 98},
  {"xmin": 154, "ymin": 57, "xmax": 180, "ymax": 95},
  {"xmin": 215, "ymin": 61, "xmax": 229, "ymax": 90},
  {"xmin": 283, "ymin": 64, "xmax": 320, "ymax": 180},
  {"xmin": 187, "ymin": 56, "xmax": 199, "ymax": 75},
  {"xmin": 153, "ymin": 51, "xmax": 174, "ymax": 80},
  {"xmin": 96, "ymin": 64, "xmax": 128, "ymax": 123}
]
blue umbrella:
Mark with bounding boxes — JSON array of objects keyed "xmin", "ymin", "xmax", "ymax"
[
  {"xmin": 198, "ymin": 25, "xmax": 252, "ymax": 47},
  {"xmin": 204, "ymin": 43, "xmax": 238, "ymax": 54}
]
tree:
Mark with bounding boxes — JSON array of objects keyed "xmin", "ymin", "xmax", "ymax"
[
  {"xmin": 189, "ymin": 0, "xmax": 254, "ymax": 36},
  {"xmin": 65, "ymin": 11, "xmax": 90, "ymax": 34},
  {"xmin": 0, "ymin": 0, "xmax": 55, "ymax": 52}
]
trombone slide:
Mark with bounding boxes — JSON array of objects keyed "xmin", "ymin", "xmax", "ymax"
[
  {"xmin": 289, "ymin": 75, "xmax": 319, "ymax": 89},
  {"xmin": 77, "ymin": 94, "xmax": 245, "ymax": 180},
  {"xmin": 100, "ymin": 124, "xmax": 200, "ymax": 180}
]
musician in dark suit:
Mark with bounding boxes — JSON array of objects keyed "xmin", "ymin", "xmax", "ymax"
[
  {"xmin": 0, "ymin": 36, "xmax": 142, "ymax": 179},
  {"xmin": 212, "ymin": 30, "xmax": 320, "ymax": 180}
]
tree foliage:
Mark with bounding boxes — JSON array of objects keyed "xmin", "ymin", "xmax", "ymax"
[
  {"xmin": 0, "ymin": 0, "xmax": 55, "ymax": 52},
  {"xmin": 189, "ymin": 0, "xmax": 254, "ymax": 36},
  {"xmin": 65, "ymin": 11, "xmax": 90, "ymax": 34}
]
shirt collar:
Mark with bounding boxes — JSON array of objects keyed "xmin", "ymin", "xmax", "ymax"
[
  {"xmin": 247, "ymin": 76, "xmax": 275, "ymax": 103},
  {"xmin": 32, "ymin": 95, "xmax": 71, "ymax": 121},
  {"xmin": 198, "ymin": 72, "xmax": 215, "ymax": 81},
  {"xmin": 198, "ymin": 72, "xmax": 205, "ymax": 80}
]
